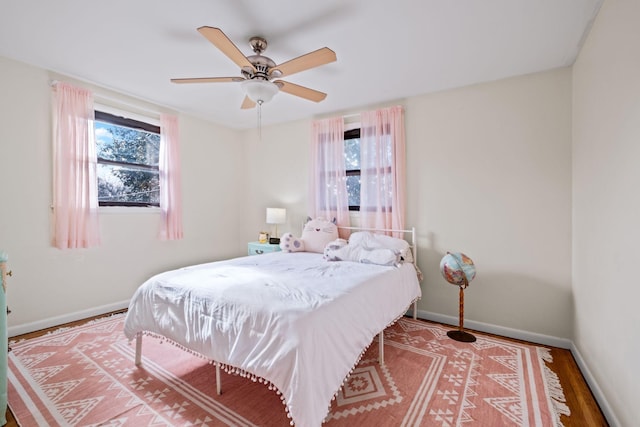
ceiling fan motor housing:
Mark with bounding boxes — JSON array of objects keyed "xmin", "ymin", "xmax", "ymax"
[{"xmin": 242, "ymin": 55, "xmax": 279, "ymax": 80}]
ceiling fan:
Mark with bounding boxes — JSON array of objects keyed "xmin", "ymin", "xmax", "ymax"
[{"xmin": 171, "ymin": 27, "xmax": 337, "ymax": 109}]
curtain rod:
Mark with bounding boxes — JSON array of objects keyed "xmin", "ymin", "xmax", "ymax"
[
  {"xmin": 94, "ymin": 96, "xmax": 161, "ymax": 118},
  {"xmin": 343, "ymin": 113, "xmax": 361, "ymax": 120}
]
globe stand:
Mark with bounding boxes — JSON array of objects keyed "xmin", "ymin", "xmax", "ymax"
[{"xmin": 447, "ymin": 279, "xmax": 476, "ymax": 343}]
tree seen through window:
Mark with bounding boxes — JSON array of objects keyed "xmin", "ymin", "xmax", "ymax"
[{"xmin": 95, "ymin": 111, "xmax": 160, "ymax": 206}]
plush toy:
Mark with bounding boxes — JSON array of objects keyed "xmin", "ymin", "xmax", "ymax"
[
  {"xmin": 323, "ymin": 238, "xmax": 348, "ymax": 260},
  {"xmin": 279, "ymin": 233, "xmax": 305, "ymax": 253},
  {"xmin": 279, "ymin": 217, "xmax": 339, "ymax": 254},
  {"xmin": 301, "ymin": 217, "xmax": 338, "ymax": 253}
]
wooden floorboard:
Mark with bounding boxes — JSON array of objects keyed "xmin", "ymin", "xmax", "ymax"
[
  {"xmin": 549, "ymin": 347, "xmax": 609, "ymax": 426},
  {"xmin": 3, "ymin": 312, "xmax": 609, "ymax": 426}
]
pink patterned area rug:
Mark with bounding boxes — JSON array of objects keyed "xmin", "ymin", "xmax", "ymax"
[{"xmin": 7, "ymin": 314, "xmax": 569, "ymax": 426}]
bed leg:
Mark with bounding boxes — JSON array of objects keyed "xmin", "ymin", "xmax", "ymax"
[
  {"xmin": 413, "ymin": 300, "xmax": 418, "ymax": 320},
  {"xmin": 135, "ymin": 332, "xmax": 142, "ymax": 366},
  {"xmin": 378, "ymin": 331, "xmax": 385, "ymax": 365},
  {"xmin": 216, "ymin": 363, "xmax": 222, "ymax": 395}
]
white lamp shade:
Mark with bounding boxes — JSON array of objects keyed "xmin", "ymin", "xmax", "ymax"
[
  {"xmin": 242, "ymin": 79, "xmax": 279, "ymax": 103},
  {"xmin": 266, "ymin": 208, "xmax": 286, "ymax": 224}
]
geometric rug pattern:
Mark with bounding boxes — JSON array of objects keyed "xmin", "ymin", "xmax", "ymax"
[{"xmin": 7, "ymin": 314, "xmax": 569, "ymax": 426}]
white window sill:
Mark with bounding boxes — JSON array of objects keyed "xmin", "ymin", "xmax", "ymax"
[{"xmin": 99, "ymin": 206, "xmax": 161, "ymax": 214}]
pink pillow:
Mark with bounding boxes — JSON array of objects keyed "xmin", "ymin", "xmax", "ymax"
[{"xmin": 301, "ymin": 217, "xmax": 338, "ymax": 253}]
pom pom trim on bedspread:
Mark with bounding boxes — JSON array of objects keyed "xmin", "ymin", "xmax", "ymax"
[
  {"xmin": 126, "ymin": 298, "xmax": 421, "ymax": 426},
  {"xmin": 9, "ymin": 304, "xmax": 569, "ymax": 427},
  {"xmin": 7, "ymin": 309, "xmax": 423, "ymax": 426}
]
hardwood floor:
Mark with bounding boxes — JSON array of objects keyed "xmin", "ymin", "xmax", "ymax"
[
  {"xmin": 3, "ymin": 313, "xmax": 609, "ymax": 426},
  {"xmin": 548, "ymin": 347, "xmax": 609, "ymax": 427}
]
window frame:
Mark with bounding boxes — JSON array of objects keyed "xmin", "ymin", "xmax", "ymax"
[{"xmin": 94, "ymin": 110, "xmax": 161, "ymax": 208}]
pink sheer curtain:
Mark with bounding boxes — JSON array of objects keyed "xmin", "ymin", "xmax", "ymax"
[
  {"xmin": 360, "ymin": 105, "xmax": 406, "ymax": 237},
  {"xmin": 52, "ymin": 82, "xmax": 101, "ymax": 249},
  {"xmin": 309, "ymin": 117, "xmax": 350, "ymax": 238},
  {"xmin": 159, "ymin": 113, "xmax": 183, "ymax": 240}
]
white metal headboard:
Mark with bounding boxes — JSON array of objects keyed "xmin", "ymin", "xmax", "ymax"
[{"xmin": 337, "ymin": 226, "xmax": 417, "ymax": 266}]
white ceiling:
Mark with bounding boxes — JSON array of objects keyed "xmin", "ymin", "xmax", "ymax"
[{"xmin": 0, "ymin": 0, "xmax": 602, "ymax": 130}]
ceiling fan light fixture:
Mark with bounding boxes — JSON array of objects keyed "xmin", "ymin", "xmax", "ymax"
[{"xmin": 241, "ymin": 79, "xmax": 279, "ymax": 104}]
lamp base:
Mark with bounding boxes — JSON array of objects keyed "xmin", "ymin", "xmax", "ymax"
[{"xmin": 447, "ymin": 329, "xmax": 476, "ymax": 343}]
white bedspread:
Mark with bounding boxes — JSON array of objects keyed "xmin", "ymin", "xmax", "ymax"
[{"xmin": 124, "ymin": 251, "xmax": 421, "ymax": 427}]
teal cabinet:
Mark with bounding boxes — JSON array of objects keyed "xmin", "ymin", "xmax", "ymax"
[
  {"xmin": 247, "ymin": 242, "xmax": 281, "ymax": 256},
  {"xmin": 0, "ymin": 252, "xmax": 7, "ymax": 426}
]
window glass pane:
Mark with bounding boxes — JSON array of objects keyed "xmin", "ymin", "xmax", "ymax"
[
  {"xmin": 346, "ymin": 175, "xmax": 360, "ymax": 207},
  {"xmin": 344, "ymin": 137, "xmax": 360, "ymax": 171},
  {"xmin": 95, "ymin": 121, "xmax": 159, "ymax": 166},
  {"xmin": 344, "ymin": 133, "xmax": 361, "ymax": 209},
  {"xmin": 97, "ymin": 163, "xmax": 160, "ymax": 205}
]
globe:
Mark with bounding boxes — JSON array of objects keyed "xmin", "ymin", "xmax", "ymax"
[{"xmin": 440, "ymin": 252, "xmax": 476, "ymax": 288}]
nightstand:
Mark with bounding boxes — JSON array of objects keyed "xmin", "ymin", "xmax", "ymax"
[{"xmin": 248, "ymin": 241, "xmax": 282, "ymax": 256}]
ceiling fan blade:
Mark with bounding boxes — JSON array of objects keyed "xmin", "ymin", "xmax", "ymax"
[
  {"xmin": 272, "ymin": 47, "xmax": 336, "ymax": 77},
  {"xmin": 241, "ymin": 96, "xmax": 256, "ymax": 109},
  {"xmin": 171, "ymin": 77, "xmax": 243, "ymax": 84},
  {"xmin": 197, "ymin": 26, "xmax": 256, "ymax": 72},
  {"xmin": 274, "ymin": 80, "xmax": 327, "ymax": 103}
]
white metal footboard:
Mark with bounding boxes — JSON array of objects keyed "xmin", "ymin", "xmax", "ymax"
[
  {"xmin": 135, "ymin": 332, "xmax": 142, "ymax": 366},
  {"xmin": 378, "ymin": 300, "xmax": 418, "ymax": 365},
  {"xmin": 135, "ymin": 332, "xmax": 223, "ymax": 395}
]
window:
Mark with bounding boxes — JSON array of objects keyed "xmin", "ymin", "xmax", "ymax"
[
  {"xmin": 344, "ymin": 128, "xmax": 360, "ymax": 210},
  {"xmin": 94, "ymin": 111, "xmax": 160, "ymax": 207},
  {"xmin": 345, "ymin": 125, "xmax": 396, "ymax": 213}
]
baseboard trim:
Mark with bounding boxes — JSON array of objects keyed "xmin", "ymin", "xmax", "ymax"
[
  {"xmin": 8, "ymin": 300, "xmax": 130, "ymax": 338},
  {"xmin": 415, "ymin": 309, "xmax": 572, "ymax": 349},
  {"xmin": 570, "ymin": 342, "xmax": 620, "ymax": 427}
]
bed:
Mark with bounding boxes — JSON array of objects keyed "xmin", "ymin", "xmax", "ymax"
[{"xmin": 123, "ymin": 226, "xmax": 422, "ymax": 427}]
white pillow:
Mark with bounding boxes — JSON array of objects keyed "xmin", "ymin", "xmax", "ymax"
[
  {"xmin": 357, "ymin": 247, "xmax": 401, "ymax": 266},
  {"xmin": 324, "ymin": 238, "xmax": 400, "ymax": 266},
  {"xmin": 348, "ymin": 232, "xmax": 414, "ymax": 263}
]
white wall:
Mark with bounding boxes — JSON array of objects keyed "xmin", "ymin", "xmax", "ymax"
[
  {"xmin": 0, "ymin": 56, "xmax": 246, "ymax": 332},
  {"xmin": 405, "ymin": 69, "xmax": 573, "ymax": 339},
  {"xmin": 240, "ymin": 120, "xmax": 312, "ymax": 243},
  {"xmin": 241, "ymin": 68, "xmax": 574, "ymax": 341},
  {"xmin": 572, "ymin": 0, "xmax": 640, "ymax": 425}
]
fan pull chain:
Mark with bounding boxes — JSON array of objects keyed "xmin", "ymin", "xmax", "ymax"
[{"xmin": 257, "ymin": 100, "xmax": 263, "ymax": 141}]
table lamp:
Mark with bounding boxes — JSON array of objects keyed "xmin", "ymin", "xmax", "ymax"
[{"xmin": 266, "ymin": 208, "xmax": 286, "ymax": 244}]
